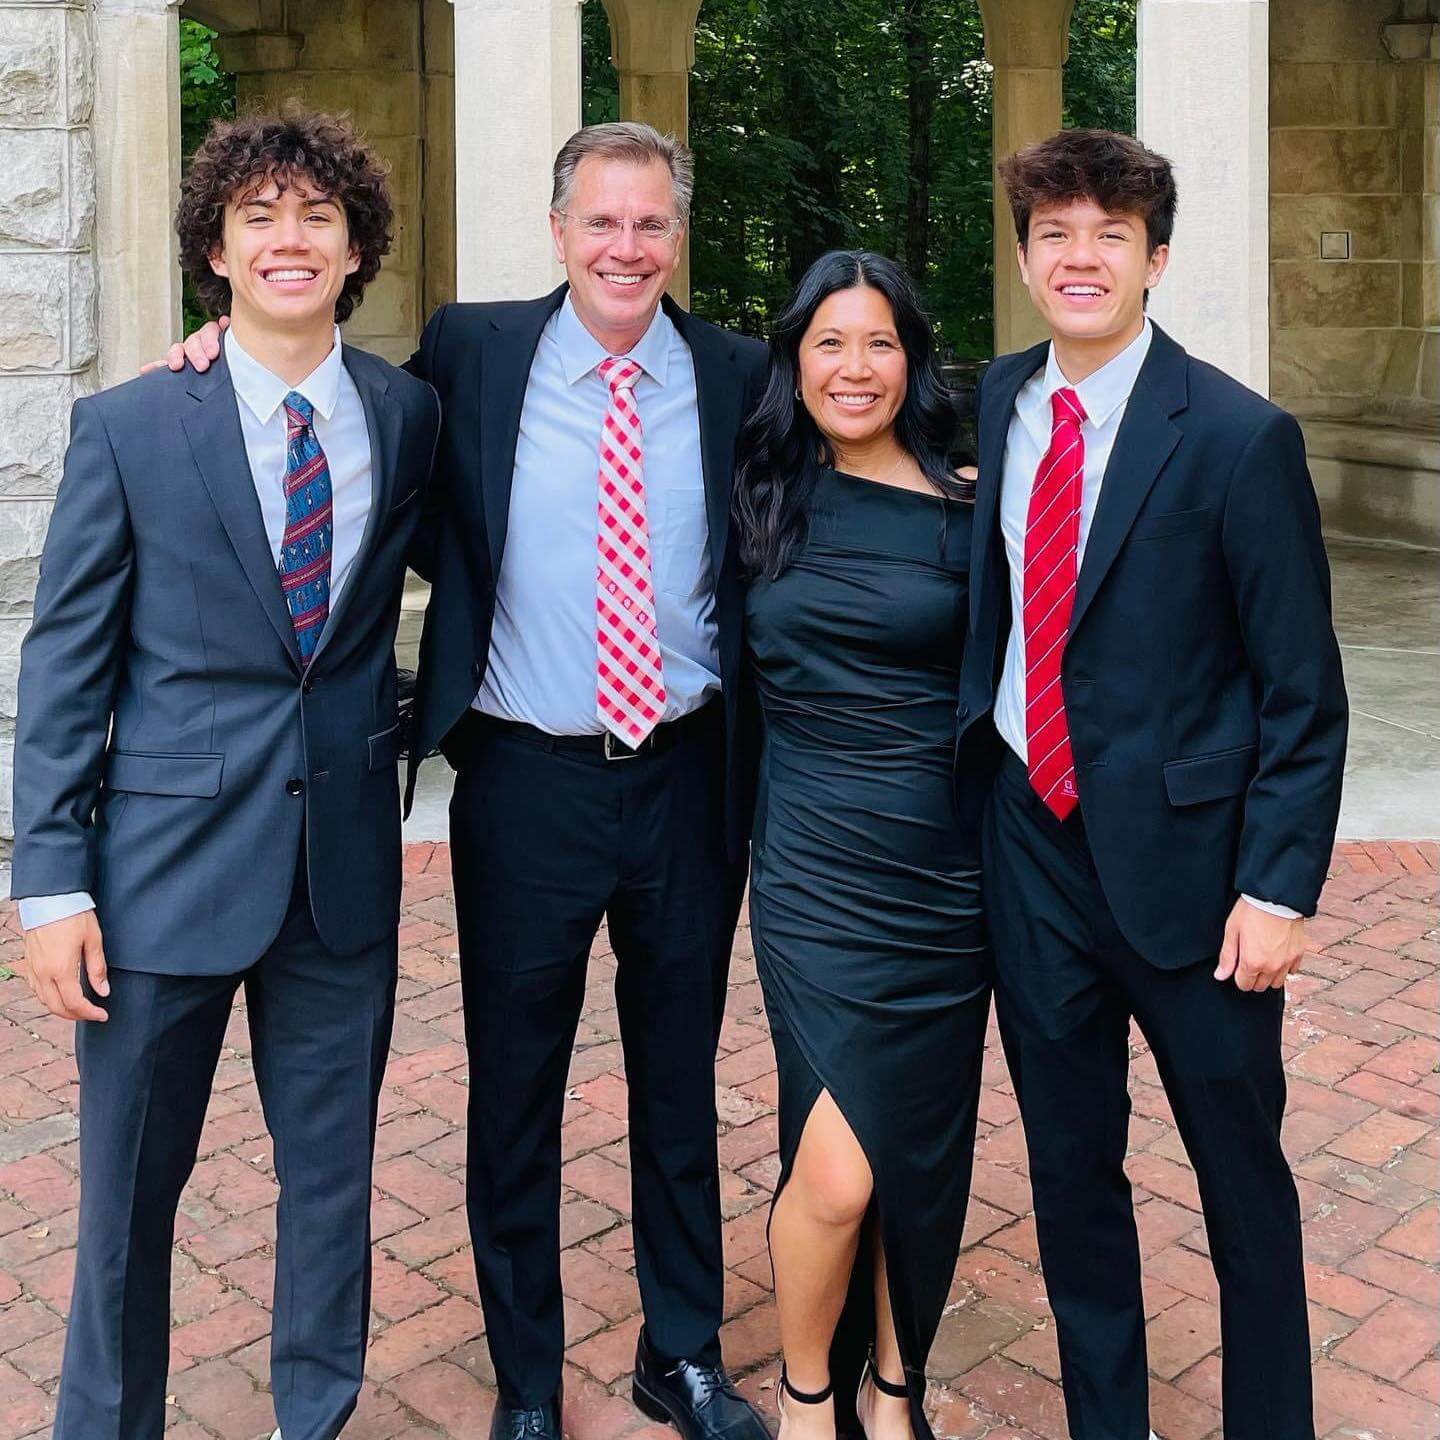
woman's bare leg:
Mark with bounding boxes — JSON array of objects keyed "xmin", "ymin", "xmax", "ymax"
[{"xmin": 770, "ymin": 1091, "xmax": 874, "ymax": 1440}]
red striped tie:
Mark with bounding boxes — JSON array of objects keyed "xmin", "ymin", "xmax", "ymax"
[
  {"xmin": 595, "ymin": 357, "xmax": 666, "ymax": 746},
  {"xmin": 1024, "ymin": 387, "xmax": 1086, "ymax": 819}
]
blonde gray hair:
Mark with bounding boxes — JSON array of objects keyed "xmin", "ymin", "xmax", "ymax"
[{"xmin": 550, "ymin": 121, "xmax": 695, "ymax": 223}]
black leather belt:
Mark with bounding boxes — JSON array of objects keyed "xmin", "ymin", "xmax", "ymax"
[{"xmin": 463, "ymin": 700, "xmax": 719, "ymax": 763}]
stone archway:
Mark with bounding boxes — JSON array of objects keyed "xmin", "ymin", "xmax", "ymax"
[
  {"xmin": 591, "ymin": 0, "xmax": 1080, "ymax": 343},
  {"xmin": 184, "ymin": 0, "xmax": 457, "ymax": 364}
]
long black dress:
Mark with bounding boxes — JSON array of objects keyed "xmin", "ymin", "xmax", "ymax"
[{"xmin": 745, "ymin": 469, "xmax": 989, "ymax": 1440}]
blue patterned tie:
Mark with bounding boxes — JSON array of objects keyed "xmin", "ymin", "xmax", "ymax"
[{"xmin": 279, "ymin": 391, "xmax": 333, "ymax": 666}]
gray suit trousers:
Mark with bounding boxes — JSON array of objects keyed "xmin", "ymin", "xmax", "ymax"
[{"xmin": 52, "ymin": 856, "xmax": 396, "ymax": 1440}]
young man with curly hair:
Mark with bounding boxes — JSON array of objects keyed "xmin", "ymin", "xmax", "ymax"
[
  {"xmin": 959, "ymin": 129, "xmax": 1347, "ymax": 1440},
  {"xmin": 11, "ymin": 109, "xmax": 440, "ymax": 1440}
]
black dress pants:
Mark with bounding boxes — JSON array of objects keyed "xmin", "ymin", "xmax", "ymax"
[
  {"xmin": 54, "ymin": 853, "xmax": 398, "ymax": 1440},
  {"xmin": 448, "ymin": 706, "xmax": 745, "ymax": 1406},
  {"xmin": 983, "ymin": 754, "xmax": 1313, "ymax": 1440}
]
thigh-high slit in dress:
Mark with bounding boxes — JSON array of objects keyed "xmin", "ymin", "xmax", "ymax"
[{"xmin": 745, "ymin": 470, "xmax": 990, "ymax": 1440}]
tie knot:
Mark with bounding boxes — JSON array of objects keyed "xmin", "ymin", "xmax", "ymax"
[
  {"xmin": 284, "ymin": 391, "xmax": 315, "ymax": 433},
  {"xmin": 599, "ymin": 356, "xmax": 642, "ymax": 394},
  {"xmin": 1051, "ymin": 387, "xmax": 1085, "ymax": 429}
]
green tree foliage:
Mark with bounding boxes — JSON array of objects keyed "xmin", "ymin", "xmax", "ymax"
[
  {"xmin": 583, "ymin": 0, "xmax": 1135, "ymax": 356},
  {"xmin": 180, "ymin": 20, "xmax": 236, "ymax": 166},
  {"xmin": 180, "ymin": 21, "xmax": 236, "ymax": 331},
  {"xmin": 1063, "ymin": 0, "xmax": 1137, "ymax": 133}
]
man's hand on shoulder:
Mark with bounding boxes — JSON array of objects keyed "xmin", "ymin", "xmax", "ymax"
[
  {"xmin": 1214, "ymin": 897, "xmax": 1305, "ymax": 992},
  {"xmin": 140, "ymin": 315, "xmax": 229, "ymax": 375},
  {"xmin": 22, "ymin": 911, "xmax": 110, "ymax": 1022}
]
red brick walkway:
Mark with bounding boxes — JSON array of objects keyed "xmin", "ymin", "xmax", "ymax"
[{"xmin": 0, "ymin": 841, "xmax": 1436, "ymax": 1439}]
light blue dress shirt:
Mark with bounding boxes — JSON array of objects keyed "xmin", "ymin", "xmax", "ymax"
[
  {"xmin": 475, "ymin": 294, "xmax": 720, "ymax": 734},
  {"xmin": 18, "ymin": 329, "xmax": 374, "ymax": 932}
]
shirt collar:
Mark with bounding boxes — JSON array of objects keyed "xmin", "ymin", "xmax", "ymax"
[
  {"xmin": 225, "ymin": 324, "xmax": 345, "ymax": 425},
  {"xmin": 1036, "ymin": 317, "xmax": 1153, "ymax": 434},
  {"xmin": 555, "ymin": 291, "xmax": 673, "ymax": 388}
]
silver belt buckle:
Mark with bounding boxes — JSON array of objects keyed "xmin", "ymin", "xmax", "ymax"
[{"xmin": 603, "ymin": 730, "xmax": 642, "ymax": 761}]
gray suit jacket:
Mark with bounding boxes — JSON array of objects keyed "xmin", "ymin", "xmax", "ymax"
[{"xmin": 11, "ymin": 346, "xmax": 441, "ymax": 975}]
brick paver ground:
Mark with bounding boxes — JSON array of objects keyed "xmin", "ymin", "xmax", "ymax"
[{"xmin": 0, "ymin": 840, "xmax": 1436, "ymax": 1440}]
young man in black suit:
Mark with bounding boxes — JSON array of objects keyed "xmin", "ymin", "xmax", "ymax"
[{"xmin": 958, "ymin": 130, "xmax": 1347, "ymax": 1440}]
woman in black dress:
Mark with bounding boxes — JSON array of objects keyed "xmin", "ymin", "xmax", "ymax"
[{"xmin": 733, "ymin": 253, "xmax": 988, "ymax": 1440}]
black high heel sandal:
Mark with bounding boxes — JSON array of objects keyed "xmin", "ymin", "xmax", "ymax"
[
  {"xmin": 778, "ymin": 1367, "xmax": 834, "ymax": 1424},
  {"xmin": 857, "ymin": 1350, "xmax": 909, "ymax": 1421}
]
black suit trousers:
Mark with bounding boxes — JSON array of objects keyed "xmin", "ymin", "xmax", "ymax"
[
  {"xmin": 448, "ymin": 706, "xmax": 745, "ymax": 1405},
  {"xmin": 54, "ymin": 853, "xmax": 397, "ymax": 1440},
  {"xmin": 982, "ymin": 754, "xmax": 1313, "ymax": 1440}
]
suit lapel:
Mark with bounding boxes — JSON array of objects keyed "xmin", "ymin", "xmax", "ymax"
[
  {"xmin": 668, "ymin": 299, "xmax": 743, "ymax": 591},
  {"xmin": 480, "ymin": 285, "xmax": 568, "ymax": 581},
  {"xmin": 972, "ymin": 343, "xmax": 1047, "ymax": 633},
  {"xmin": 181, "ymin": 356, "xmax": 301, "ymax": 669},
  {"xmin": 1070, "ymin": 325, "xmax": 1188, "ymax": 633},
  {"xmin": 309, "ymin": 347, "xmax": 403, "ymax": 667}
]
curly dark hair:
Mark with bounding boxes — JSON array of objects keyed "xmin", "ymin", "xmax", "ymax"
[
  {"xmin": 176, "ymin": 107, "xmax": 393, "ymax": 324},
  {"xmin": 733, "ymin": 250, "xmax": 964, "ymax": 581},
  {"xmin": 999, "ymin": 129, "xmax": 1177, "ymax": 255}
]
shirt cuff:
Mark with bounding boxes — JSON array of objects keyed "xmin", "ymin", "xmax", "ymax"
[
  {"xmin": 1241, "ymin": 893, "xmax": 1302, "ymax": 921},
  {"xmin": 18, "ymin": 892, "xmax": 96, "ymax": 931}
]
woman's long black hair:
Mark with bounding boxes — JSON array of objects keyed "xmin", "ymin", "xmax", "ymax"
[{"xmin": 733, "ymin": 250, "xmax": 966, "ymax": 581}]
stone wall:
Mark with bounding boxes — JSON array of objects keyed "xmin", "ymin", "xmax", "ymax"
[
  {"xmin": 1269, "ymin": 0, "xmax": 1437, "ymax": 426},
  {"xmin": 1271, "ymin": 0, "xmax": 1440, "ymax": 548},
  {"xmin": 0, "ymin": 0, "xmax": 98, "ymax": 844}
]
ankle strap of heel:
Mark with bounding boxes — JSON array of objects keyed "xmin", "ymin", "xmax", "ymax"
[
  {"xmin": 780, "ymin": 1367, "xmax": 833, "ymax": 1405},
  {"xmin": 863, "ymin": 1354, "xmax": 908, "ymax": 1400}
]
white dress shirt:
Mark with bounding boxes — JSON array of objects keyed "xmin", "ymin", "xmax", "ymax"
[
  {"xmin": 994, "ymin": 321, "xmax": 1153, "ymax": 763},
  {"xmin": 19, "ymin": 328, "xmax": 374, "ymax": 932},
  {"xmin": 991, "ymin": 319, "xmax": 1296, "ymax": 921},
  {"xmin": 475, "ymin": 294, "xmax": 720, "ymax": 733}
]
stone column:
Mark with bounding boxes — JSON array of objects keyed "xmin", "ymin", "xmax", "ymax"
[
  {"xmin": 0, "ymin": 0, "xmax": 98, "ymax": 844},
  {"xmin": 1138, "ymin": 0, "xmax": 1269, "ymax": 393},
  {"xmin": 1381, "ymin": 6, "xmax": 1438, "ymax": 427},
  {"xmin": 91, "ymin": 0, "xmax": 183, "ymax": 386},
  {"xmin": 979, "ymin": 0, "xmax": 1076, "ymax": 355},
  {"xmin": 601, "ymin": 0, "xmax": 701, "ymax": 305},
  {"xmin": 423, "ymin": 0, "xmax": 457, "ymax": 316},
  {"xmin": 450, "ymin": 0, "xmax": 582, "ymax": 301}
]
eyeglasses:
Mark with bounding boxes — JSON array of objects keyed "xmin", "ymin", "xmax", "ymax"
[{"xmin": 557, "ymin": 212, "xmax": 684, "ymax": 243}]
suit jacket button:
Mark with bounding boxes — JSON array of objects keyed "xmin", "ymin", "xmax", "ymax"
[
  {"xmin": 471, "ymin": 662, "xmax": 482, "ymax": 683},
  {"xmin": 285, "ymin": 777, "xmax": 304, "ymax": 796},
  {"xmin": 302, "ymin": 675, "xmax": 314, "ymax": 693},
  {"xmin": 957, "ymin": 702, "xmax": 970, "ymax": 720}
]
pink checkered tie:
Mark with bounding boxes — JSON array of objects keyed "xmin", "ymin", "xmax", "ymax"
[
  {"xmin": 595, "ymin": 357, "xmax": 666, "ymax": 746},
  {"xmin": 1025, "ymin": 387, "xmax": 1086, "ymax": 819}
]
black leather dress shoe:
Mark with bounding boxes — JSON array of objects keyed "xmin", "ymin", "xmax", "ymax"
[
  {"xmin": 632, "ymin": 1328, "xmax": 771, "ymax": 1440},
  {"xmin": 489, "ymin": 1390, "xmax": 563, "ymax": 1440}
]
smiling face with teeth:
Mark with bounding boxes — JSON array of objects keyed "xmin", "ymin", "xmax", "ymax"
[
  {"xmin": 1018, "ymin": 197, "xmax": 1168, "ymax": 378},
  {"xmin": 550, "ymin": 156, "xmax": 684, "ymax": 356},
  {"xmin": 209, "ymin": 170, "xmax": 360, "ymax": 346},
  {"xmin": 797, "ymin": 284, "xmax": 910, "ymax": 465}
]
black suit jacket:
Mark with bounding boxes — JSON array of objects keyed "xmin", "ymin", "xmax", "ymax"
[
  {"xmin": 404, "ymin": 285, "xmax": 768, "ymax": 857},
  {"xmin": 12, "ymin": 347, "xmax": 440, "ymax": 973},
  {"xmin": 958, "ymin": 324, "xmax": 1348, "ymax": 968}
]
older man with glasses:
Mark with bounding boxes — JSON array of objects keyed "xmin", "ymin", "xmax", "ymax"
[{"xmin": 405, "ymin": 121, "xmax": 769, "ymax": 1440}]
